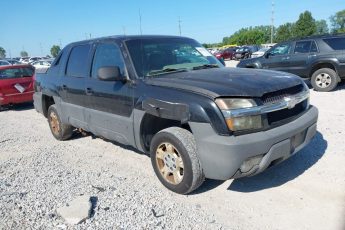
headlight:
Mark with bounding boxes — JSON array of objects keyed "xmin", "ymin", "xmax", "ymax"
[
  {"xmin": 215, "ymin": 98, "xmax": 256, "ymax": 110},
  {"xmin": 215, "ymin": 98, "xmax": 263, "ymax": 131}
]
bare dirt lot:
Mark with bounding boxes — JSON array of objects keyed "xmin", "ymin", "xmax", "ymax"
[{"xmin": 1, "ymin": 76, "xmax": 345, "ymax": 229}]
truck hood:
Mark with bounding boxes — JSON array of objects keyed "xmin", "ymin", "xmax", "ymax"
[{"xmin": 144, "ymin": 67, "xmax": 303, "ymax": 99}]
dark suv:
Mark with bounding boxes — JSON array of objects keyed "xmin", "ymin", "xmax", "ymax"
[
  {"xmin": 237, "ymin": 34, "xmax": 345, "ymax": 92},
  {"xmin": 33, "ymin": 35, "xmax": 318, "ymax": 194},
  {"xmin": 234, "ymin": 45, "xmax": 259, "ymax": 60}
]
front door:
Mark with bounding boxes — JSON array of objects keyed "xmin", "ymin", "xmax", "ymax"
[
  {"xmin": 84, "ymin": 42, "xmax": 134, "ymax": 145},
  {"xmin": 262, "ymin": 42, "xmax": 292, "ymax": 72}
]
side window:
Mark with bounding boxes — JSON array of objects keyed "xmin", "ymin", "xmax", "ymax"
[
  {"xmin": 310, "ymin": 41, "xmax": 318, "ymax": 52},
  {"xmin": 323, "ymin": 37, "xmax": 345, "ymax": 50},
  {"xmin": 270, "ymin": 43, "xmax": 291, "ymax": 55},
  {"xmin": 294, "ymin": 41, "xmax": 312, "ymax": 53},
  {"xmin": 91, "ymin": 43, "xmax": 125, "ymax": 79},
  {"xmin": 66, "ymin": 44, "xmax": 91, "ymax": 77}
]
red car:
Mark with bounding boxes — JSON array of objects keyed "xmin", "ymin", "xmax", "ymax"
[
  {"xmin": 0, "ymin": 65, "xmax": 35, "ymax": 109},
  {"xmin": 215, "ymin": 47, "xmax": 237, "ymax": 60}
]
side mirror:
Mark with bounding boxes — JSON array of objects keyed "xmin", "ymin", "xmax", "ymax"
[
  {"xmin": 264, "ymin": 52, "xmax": 271, "ymax": 58},
  {"xmin": 98, "ymin": 66, "xmax": 125, "ymax": 82}
]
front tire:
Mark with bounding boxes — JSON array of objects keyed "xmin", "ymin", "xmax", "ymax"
[
  {"xmin": 47, "ymin": 104, "xmax": 73, "ymax": 140},
  {"xmin": 150, "ymin": 127, "xmax": 204, "ymax": 194},
  {"xmin": 311, "ymin": 68, "xmax": 338, "ymax": 92}
]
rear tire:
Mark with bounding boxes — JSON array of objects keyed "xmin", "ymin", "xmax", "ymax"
[
  {"xmin": 311, "ymin": 68, "xmax": 338, "ymax": 92},
  {"xmin": 150, "ymin": 127, "xmax": 204, "ymax": 194},
  {"xmin": 47, "ymin": 104, "xmax": 73, "ymax": 141}
]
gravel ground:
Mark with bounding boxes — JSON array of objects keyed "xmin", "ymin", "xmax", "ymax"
[{"xmin": 1, "ymin": 73, "xmax": 345, "ymax": 229}]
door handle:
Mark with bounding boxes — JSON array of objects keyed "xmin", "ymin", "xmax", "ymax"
[
  {"xmin": 62, "ymin": 85, "xmax": 67, "ymax": 90},
  {"xmin": 281, "ymin": 57, "xmax": 290, "ymax": 61},
  {"xmin": 85, "ymin": 87, "xmax": 93, "ymax": 95}
]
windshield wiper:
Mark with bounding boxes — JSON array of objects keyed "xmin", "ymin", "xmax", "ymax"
[
  {"xmin": 147, "ymin": 68, "xmax": 188, "ymax": 76},
  {"xmin": 192, "ymin": 64, "xmax": 220, "ymax": 70}
]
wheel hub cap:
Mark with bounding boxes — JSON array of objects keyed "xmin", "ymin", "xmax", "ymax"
[
  {"xmin": 50, "ymin": 112, "xmax": 60, "ymax": 135},
  {"xmin": 155, "ymin": 143, "xmax": 184, "ymax": 185},
  {"xmin": 315, "ymin": 73, "xmax": 331, "ymax": 88}
]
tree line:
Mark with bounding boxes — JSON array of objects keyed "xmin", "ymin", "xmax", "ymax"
[
  {"xmin": 0, "ymin": 45, "xmax": 61, "ymax": 59},
  {"xmin": 203, "ymin": 9, "xmax": 345, "ymax": 47}
]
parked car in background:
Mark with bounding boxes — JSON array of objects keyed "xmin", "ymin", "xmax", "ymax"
[
  {"xmin": 32, "ymin": 60, "xmax": 51, "ymax": 73},
  {"xmin": 20, "ymin": 57, "xmax": 30, "ymax": 64},
  {"xmin": 28, "ymin": 57, "xmax": 42, "ymax": 64},
  {"xmin": 0, "ymin": 60, "xmax": 11, "ymax": 66},
  {"xmin": 237, "ymin": 34, "xmax": 345, "ymax": 92},
  {"xmin": 34, "ymin": 35, "xmax": 318, "ymax": 194},
  {"xmin": 6, "ymin": 59, "xmax": 22, "ymax": 65},
  {"xmin": 234, "ymin": 46, "xmax": 260, "ymax": 60},
  {"xmin": 0, "ymin": 65, "xmax": 35, "ymax": 110},
  {"xmin": 251, "ymin": 47, "xmax": 270, "ymax": 58},
  {"xmin": 31, "ymin": 60, "xmax": 51, "ymax": 69},
  {"xmin": 215, "ymin": 47, "xmax": 237, "ymax": 60}
]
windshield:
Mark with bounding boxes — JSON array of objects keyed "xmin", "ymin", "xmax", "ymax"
[
  {"xmin": 0, "ymin": 67, "xmax": 34, "ymax": 79},
  {"xmin": 125, "ymin": 38, "xmax": 223, "ymax": 77}
]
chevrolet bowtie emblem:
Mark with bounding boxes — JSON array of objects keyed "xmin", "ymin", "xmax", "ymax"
[{"xmin": 284, "ymin": 97, "xmax": 298, "ymax": 109}]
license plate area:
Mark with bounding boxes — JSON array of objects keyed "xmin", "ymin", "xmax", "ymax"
[
  {"xmin": 14, "ymin": 83, "xmax": 25, "ymax": 93},
  {"xmin": 290, "ymin": 129, "xmax": 307, "ymax": 153}
]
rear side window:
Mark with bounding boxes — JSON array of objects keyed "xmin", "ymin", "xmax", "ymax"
[
  {"xmin": 66, "ymin": 44, "xmax": 91, "ymax": 77},
  {"xmin": 0, "ymin": 67, "xmax": 34, "ymax": 79},
  {"xmin": 323, "ymin": 37, "xmax": 345, "ymax": 50},
  {"xmin": 294, "ymin": 41, "xmax": 312, "ymax": 53},
  {"xmin": 91, "ymin": 43, "xmax": 126, "ymax": 78}
]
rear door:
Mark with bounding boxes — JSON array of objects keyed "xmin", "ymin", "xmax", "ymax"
[
  {"xmin": 262, "ymin": 42, "xmax": 292, "ymax": 72},
  {"xmin": 286, "ymin": 40, "xmax": 317, "ymax": 77},
  {"xmin": 0, "ymin": 66, "xmax": 34, "ymax": 96},
  {"xmin": 84, "ymin": 41, "xmax": 134, "ymax": 145},
  {"xmin": 60, "ymin": 43, "xmax": 92, "ymax": 129}
]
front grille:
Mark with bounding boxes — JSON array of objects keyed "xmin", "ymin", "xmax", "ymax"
[
  {"xmin": 261, "ymin": 84, "xmax": 304, "ymax": 104},
  {"xmin": 267, "ymin": 99, "xmax": 308, "ymax": 125}
]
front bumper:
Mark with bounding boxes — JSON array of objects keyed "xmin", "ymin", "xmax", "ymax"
[{"xmin": 189, "ymin": 106, "xmax": 318, "ymax": 180}]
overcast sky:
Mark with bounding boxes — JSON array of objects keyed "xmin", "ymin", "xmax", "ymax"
[{"xmin": 1, "ymin": 0, "xmax": 343, "ymax": 57}]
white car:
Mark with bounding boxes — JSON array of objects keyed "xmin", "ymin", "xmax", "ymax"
[
  {"xmin": 31, "ymin": 60, "xmax": 51, "ymax": 69},
  {"xmin": 28, "ymin": 57, "xmax": 42, "ymax": 64},
  {"xmin": 20, "ymin": 57, "xmax": 30, "ymax": 64},
  {"xmin": 251, "ymin": 47, "xmax": 269, "ymax": 58}
]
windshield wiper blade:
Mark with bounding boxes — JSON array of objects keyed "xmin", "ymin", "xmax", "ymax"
[
  {"xmin": 192, "ymin": 64, "xmax": 219, "ymax": 70},
  {"xmin": 147, "ymin": 68, "xmax": 188, "ymax": 76}
]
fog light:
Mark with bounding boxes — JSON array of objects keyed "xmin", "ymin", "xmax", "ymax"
[
  {"xmin": 240, "ymin": 155, "xmax": 264, "ymax": 173},
  {"xmin": 225, "ymin": 115, "xmax": 262, "ymax": 131}
]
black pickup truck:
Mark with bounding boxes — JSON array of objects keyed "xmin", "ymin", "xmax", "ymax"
[
  {"xmin": 237, "ymin": 34, "xmax": 345, "ymax": 92},
  {"xmin": 34, "ymin": 35, "xmax": 318, "ymax": 194}
]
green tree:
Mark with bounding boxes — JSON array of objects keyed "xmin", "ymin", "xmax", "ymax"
[
  {"xmin": 0, "ymin": 47, "xmax": 6, "ymax": 58},
  {"xmin": 20, "ymin": 51, "xmax": 28, "ymax": 57},
  {"xmin": 222, "ymin": 25, "xmax": 271, "ymax": 46},
  {"xmin": 275, "ymin": 23, "xmax": 295, "ymax": 43},
  {"xmin": 292, "ymin": 11, "xmax": 317, "ymax": 38},
  {"xmin": 330, "ymin": 9, "xmax": 345, "ymax": 33},
  {"xmin": 315, "ymin": 20, "xmax": 329, "ymax": 35},
  {"xmin": 50, "ymin": 45, "xmax": 61, "ymax": 58}
]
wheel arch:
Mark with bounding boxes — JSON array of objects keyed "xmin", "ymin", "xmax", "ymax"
[
  {"xmin": 42, "ymin": 94, "xmax": 55, "ymax": 117},
  {"xmin": 139, "ymin": 112, "xmax": 192, "ymax": 153},
  {"xmin": 309, "ymin": 61, "xmax": 340, "ymax": 82}
]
